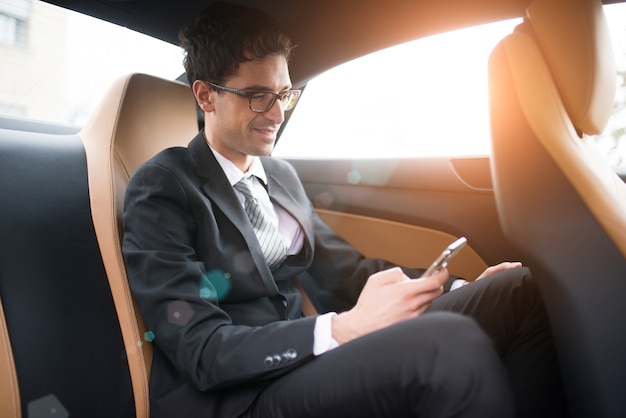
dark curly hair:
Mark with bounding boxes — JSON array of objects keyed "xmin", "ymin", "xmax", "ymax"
[{"xmin": 179, "ymin": 2, "xmax": 294, "ymax": 86}]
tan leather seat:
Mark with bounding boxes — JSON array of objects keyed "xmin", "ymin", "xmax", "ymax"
[
  {"xmin": 488, "ymin": 0, "xmax": 625, "ymax": 415},
  {"xmin": 0, "ymin": 299, "xmax": 19, "ymax": 418},
  {"xmin": 80, "ymin": 73, "xmax": 199, "ymax": 418}
]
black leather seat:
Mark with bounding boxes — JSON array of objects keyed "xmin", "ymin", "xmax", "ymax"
[
  {"xmin": 0, "ymin": 131, "xmax": 135, "ymax": 417},
  {"xmin": 0, "ymin": 73, "xmax": 199, "ymax": 418}
]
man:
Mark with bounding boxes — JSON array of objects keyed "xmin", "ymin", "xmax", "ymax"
[{"xmin": 122, "ymin": 3, "xmax": 563, "ymax": 417}]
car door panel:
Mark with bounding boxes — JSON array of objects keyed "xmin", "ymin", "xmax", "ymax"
[
  {"xmin": 316, "ymin": 208, "xmax": 487, "ymax": 280},
  {"xmin": 284, "ymin": 156, "xmax": 520, "ymax": 280}
]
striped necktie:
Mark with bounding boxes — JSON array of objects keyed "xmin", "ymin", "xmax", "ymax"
[{"xmin": 234, "ymin": 176, "xmax": 287, "ymax": 271}]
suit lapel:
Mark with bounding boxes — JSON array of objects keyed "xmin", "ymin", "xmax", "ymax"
[
  {"xmin": 265, "ymin": 165, "xmax": 315, "ymax": 258},
  {"xmin": 187, "ymin": 134, "xmax": 279, "ymax": 294}
]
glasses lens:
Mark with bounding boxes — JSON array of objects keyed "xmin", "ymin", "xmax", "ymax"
[
  {"xmin": 249, "ymin": 90, "xmax": 301, "ymax": 112},
  {"xmin": 283, "ymin": 90, "xmax": 300, "ymax": 111},
  {"xmin": 250, "ymin": 92, "xmax": 274, "ymax": 112}
]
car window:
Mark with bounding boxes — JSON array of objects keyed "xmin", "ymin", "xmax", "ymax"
[
  {"xmin": 596, "ymin": 2, "xmax": 626, "ymax": 168},
  {"xmin": 0, "ymin": 0, "xmax": 184, "ymax": 126},
  {"xmin": 2, "ymin": 1, "xmax": 625, "ymax": 165},
  {"xmin": 275, "ymin": 3, "xmax": 626, "ymax": 162},
  {"xmin": 274, "ymin": 19, "xmax": 521, "ymax": 159}
]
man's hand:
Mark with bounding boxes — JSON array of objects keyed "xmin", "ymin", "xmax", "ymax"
[
  {"xmin": 458, "ymin": 261, "xmax": 523, "ymax": 288},
  {"xmin": 331, "ymin": 267, "xmax": 447, "ymax": 345},
  {"xmin": 475, "ymin": 261, "xmax": 522, "ymax": 281}
]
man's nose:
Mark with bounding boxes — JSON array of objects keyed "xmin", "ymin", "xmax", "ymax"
[{"xmin": 263, "ymin": 98, "xmax": 285, "ymax": 124}]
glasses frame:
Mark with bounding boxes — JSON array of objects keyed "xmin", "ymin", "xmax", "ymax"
[{"xmin": 207, "ymin": 81, "xmax": 302, "ymax": 113}]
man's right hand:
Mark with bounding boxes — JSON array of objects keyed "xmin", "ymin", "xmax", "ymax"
[{"xmin": 331, "ymin": 267, "xmax": 447, "ymax": 345}]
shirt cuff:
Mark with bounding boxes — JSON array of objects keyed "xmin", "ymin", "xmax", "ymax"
[
  {"xmin": 450, "ymin": 278, "xmax": 467, "ymax": 291},
  {"xmin": 313, "ymin": 312, "xmax": 339, "ymax": 356}
]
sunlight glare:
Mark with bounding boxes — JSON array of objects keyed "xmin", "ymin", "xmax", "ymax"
[{"xmin": 276, "ymin": 18, "xmax": 521, "ymax": 159}]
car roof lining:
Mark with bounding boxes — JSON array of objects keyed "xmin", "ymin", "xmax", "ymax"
[{"xmin": 42, "ymin": 0, "xmax": 618, "ymax": 87}]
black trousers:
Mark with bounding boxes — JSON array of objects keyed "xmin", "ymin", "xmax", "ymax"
[{"xmin": 244, "ymin": 268, "xmax": 564, "ymax": 418}]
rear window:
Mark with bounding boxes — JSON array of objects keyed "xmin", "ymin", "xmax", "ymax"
[{"xmin": 0, "ymin": 0, "xmax": 183, "ymax": 126}]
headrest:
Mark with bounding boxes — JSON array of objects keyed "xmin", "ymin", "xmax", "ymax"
[
  {"xmin": 81, "ymin": 73, "xmax": 199, "ymax": 181},
  {"xmin": 525, "ymin": 0, "xmax": 616, "ymax": 135}
]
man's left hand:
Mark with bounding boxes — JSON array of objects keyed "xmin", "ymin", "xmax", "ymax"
[{"xmin": 465, "ymin": 261, "xmax": 523, "ymax": 286}]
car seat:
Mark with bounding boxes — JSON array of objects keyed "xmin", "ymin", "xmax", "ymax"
[
  {"xmin": 488, "ymin": 0, "xmax": 625, "ymax": 415},
  {"xmin": 80, "ymin": 73, "xmax": 199, "ymax": 418}
]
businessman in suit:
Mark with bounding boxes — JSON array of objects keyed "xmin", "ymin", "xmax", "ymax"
[{"xmin": 122, "ymin": 3, "xmax": 564, "ymax": 417}]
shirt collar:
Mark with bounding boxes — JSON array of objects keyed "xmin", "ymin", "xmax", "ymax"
[{"xmin": 207, "ymin": 144, "xmax": 268, "ymax": 187}]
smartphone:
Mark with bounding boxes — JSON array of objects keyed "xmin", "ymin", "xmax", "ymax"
[{"xmin": 420, "ymin": 237, "xmax": 467, "ymax": 277}]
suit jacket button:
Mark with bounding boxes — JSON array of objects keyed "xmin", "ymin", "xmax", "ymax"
[{"xmin": 284, "ymin": 349, "xmax": 297, "ymax": 360}]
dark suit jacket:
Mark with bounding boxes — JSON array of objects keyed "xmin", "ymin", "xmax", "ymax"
[{"xmin": 122, "ymin": 133, "xmax": 433, "ymax": 417}]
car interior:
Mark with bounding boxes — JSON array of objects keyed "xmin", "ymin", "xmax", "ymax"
[{"xmin": 0, "ymin": 0, "xmax": 625, "ymax": 417}]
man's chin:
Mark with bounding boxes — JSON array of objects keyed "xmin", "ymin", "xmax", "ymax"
[
  {"xmin": 249, "ymin": 146, "xmax": 275, "ymax": 157},
  {"xmin": 255, "ymin": 141, "xmax": 277, "ymax": 156}
]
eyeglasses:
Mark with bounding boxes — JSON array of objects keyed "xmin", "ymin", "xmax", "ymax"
[{"xmin": 207, "ymin": 82, "xmax": 302, "ymax": 113}]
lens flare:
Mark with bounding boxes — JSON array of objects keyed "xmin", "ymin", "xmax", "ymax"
[{"xmin": 200, "ymin": 269, "xmax": 232, "ymax": 301}]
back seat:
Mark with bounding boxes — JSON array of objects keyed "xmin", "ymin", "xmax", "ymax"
[
  {"xmin": 0, "ymin": 73, "xmax": 199, "ymax": 418},
  {"xmin": 81, "ymin": 73, "xmax": 199, "ymax": 418},
  {"xmin": 0, "ymin": 130, "xmax": 135, "ymax": 417}
]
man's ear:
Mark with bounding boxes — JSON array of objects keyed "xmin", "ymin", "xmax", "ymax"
[{"xmin": 192, "ymin": 80, "xmax": 215, "ymax": 113}]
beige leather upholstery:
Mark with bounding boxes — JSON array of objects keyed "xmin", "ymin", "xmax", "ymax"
[
  {"xmin": 490, "ymin": 0, "xmax": 622, "ymax": 257},
  {"xmin": 81, "ymin": 73, "xmax": 199, "ymax": 418},
  {"xmin": 489, "ymin": 0, "xmax": 625, "ymax": 415},
  {"xmin": 317, "ymin": 209, "xmax": 487, "ymax": 279},
  {"xmin": 0, "ymin": 298, "xmax": 20, "ymax": 418},
  {"xmin": 511, "ymin": 0, "xmax": 625, "ymax": 255},
  {"xmin": 527, "ymin": 0, "xmax": 615, "ymax": 133}
]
